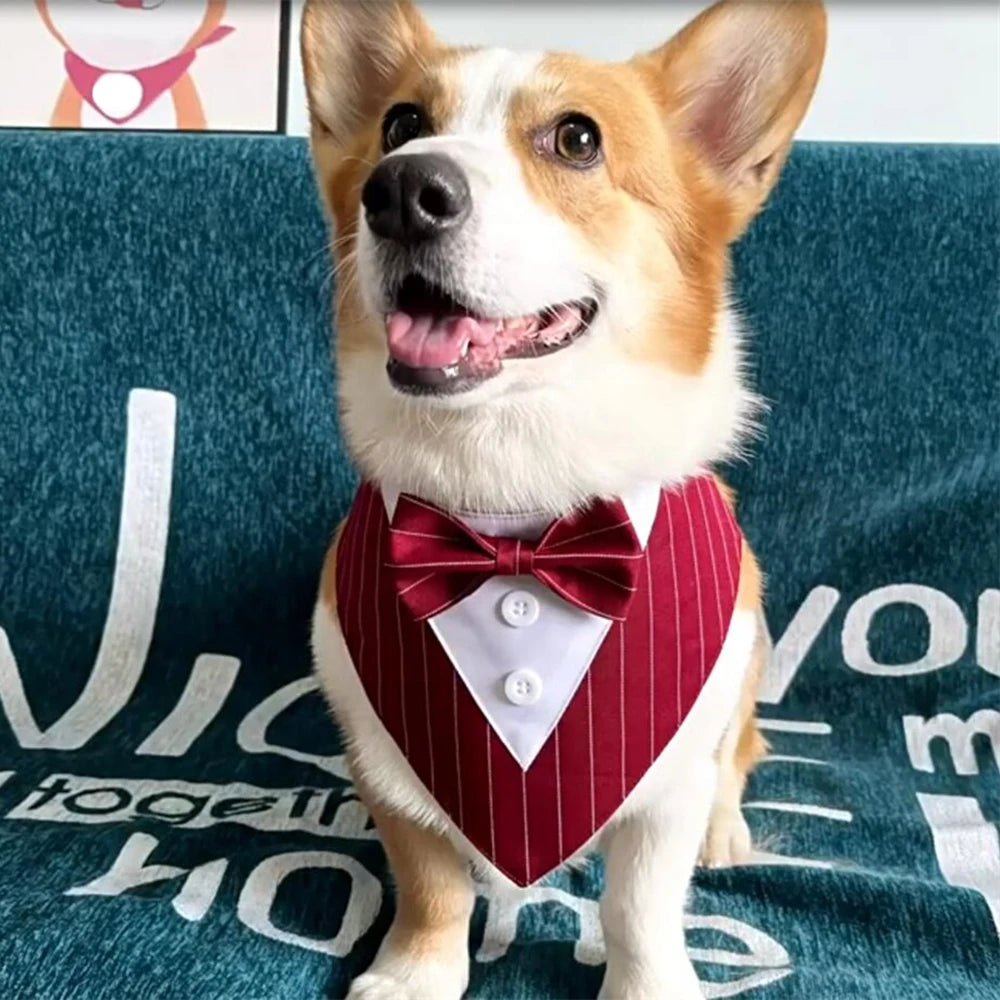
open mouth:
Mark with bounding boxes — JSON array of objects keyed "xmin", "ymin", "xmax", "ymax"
[{"xmin": 384, "ymin": 274, "xmax": 598, "ymax": 395}]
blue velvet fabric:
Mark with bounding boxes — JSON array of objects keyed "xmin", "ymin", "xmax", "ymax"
[{"xmin": 1, "ymin": 131, "xmax": 997, "ymax": 999}]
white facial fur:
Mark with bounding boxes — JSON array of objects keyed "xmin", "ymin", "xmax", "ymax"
[
  {"xmin": 342, "ymin": 48, "xmax": 756, "ymax": 516},
  {"xmin": 355, "ymin": 50, "xmax": 596, "ymax": 329}
]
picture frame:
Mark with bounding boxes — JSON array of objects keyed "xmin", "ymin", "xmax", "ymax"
[{"xmin": 0, "ymin": 0, "xmax": 291, "ymax": 135}]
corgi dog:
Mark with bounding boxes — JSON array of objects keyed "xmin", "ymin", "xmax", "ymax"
[
  {"xmin": 303, "ymin": 2, "xmax": 825, "ymax": 997},
  {"xmin": 37, "ymin": 0, "xmax": 232, "ymax": 130}
]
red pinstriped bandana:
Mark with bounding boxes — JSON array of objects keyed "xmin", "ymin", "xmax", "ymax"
[{"xmin": 336, "ymin": 476, "xmax": 741, "ymax": 885}]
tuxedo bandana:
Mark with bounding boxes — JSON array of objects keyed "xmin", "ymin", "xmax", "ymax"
[{"xmin": 335, "ymin": 476, "xmax": 742, "ymax": 885}]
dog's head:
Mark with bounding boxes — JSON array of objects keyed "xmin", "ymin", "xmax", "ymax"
[
  {"xmin": 302, "ymin": 0, "xmax": 825, "ymax": 513},
  {"xmin": 37, "ymin": 0, "xmax": 226, "ymax": 67}
]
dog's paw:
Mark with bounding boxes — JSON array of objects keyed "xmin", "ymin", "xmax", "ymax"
[
  {"xmin": 346, "ymin": 972, "xmax": 406, "ymax": 1000},
  {"xmin": 347, "ymin": 967, "xmax": 464, "ymax": 1000},
  {"xmin": 699, "ymin": 806, "xmax": 752, "ymax": 868},
  {"xmin": 598, "ymin": 961, "xmax": 703, "ymax": 1000},
  {"xmin": 600, "ymin": 940, "xmax": 703, "ymax": 1000},
  {"xmin": 346, "ymin": 940, "xmax": 468, "ymax": 1000}
]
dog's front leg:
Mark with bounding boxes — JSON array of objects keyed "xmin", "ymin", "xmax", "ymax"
[
  {"xmin": 598, "ymin": 758, "xmax": 715, "ymax": 1000},
  {"xmin": 347, "ymin": 792, "xmax": 474, "ymax": 1000}
]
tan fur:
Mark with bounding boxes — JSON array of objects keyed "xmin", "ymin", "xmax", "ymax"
[
  {"xmin": 700, "ymin": 482, "xmax": 768, "ymax": 866},
  {"xmin": 635, "ymin": 0, "xmax": 827, "ymax": 242},
  {"xmin": 508, "ymin": 53, "xmax": 722, "ymax": 375},
  {"xmin": 721, "ymin": 477, "xmax": 769, "ymax": 783},
  {"xmin": 360, "ymin": 787, "xmax": 474, "ymax": 958},
  {"xmin": 733, "ymin": 538, "xmax": 768, "ymax": 786},
  {"xmin": 301, "ymin": 0, "xmax": 437, "ymax": 149}
]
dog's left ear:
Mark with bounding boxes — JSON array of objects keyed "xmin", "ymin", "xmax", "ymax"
[
  {"xmin": 301, "ymin": 0, "xmax": 435, "ymax": 154},
  {"xmin": 636, "ymin": 0, "xmax": 826, "ymax": 239}
]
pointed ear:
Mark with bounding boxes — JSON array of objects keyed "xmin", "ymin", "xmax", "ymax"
[
  {"xmin": 636, "ymin": 0, "xmax": 826, "ymax": 239},
  {"xmin": 301, "ymin": 0, "xmax": 436, "ymax": 151}
]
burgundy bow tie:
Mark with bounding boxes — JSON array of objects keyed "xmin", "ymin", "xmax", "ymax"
[{"xmin": 386, "ymin": 493, "xmax": 645, "ymax": 622}]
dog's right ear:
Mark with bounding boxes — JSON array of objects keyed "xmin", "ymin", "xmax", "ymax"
[
  {"xmin": 634, "ymin": 0, "xmax": 826, "ymax": 241},
  {"xmin": 301, "ymin": 0, "xmax": 436, "ymax": 154}
]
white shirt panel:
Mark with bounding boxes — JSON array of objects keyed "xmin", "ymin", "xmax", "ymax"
[{"xmin": 380, "ymin": 481, "xmax": 662, "ymax": 769}]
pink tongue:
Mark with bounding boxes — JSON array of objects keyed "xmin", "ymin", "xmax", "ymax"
[{"xmin": 386, "ymin": 312, "xmax": 496, "ymax": 368}]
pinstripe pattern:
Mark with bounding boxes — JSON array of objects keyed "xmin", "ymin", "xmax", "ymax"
[
  {"xmin": 521, "ymin": 770, "xmax": 530, "ymax": 884},
  {"xmin": 705, "ymin": 479, "xmax": 736, "ymax": 593},
  {"xmin": 354, "ymin": 486, "xmax": 376, "ymax": 690},
  {"xmin": 373, "ymin": 502, "xmax": 384, "ymax": 713},
  {"xmin": 486, "ymin": 726, "xmax": 496, "ymax": 858},
  {"xmin": 664, "ymin": 495, "xmax": 682, "ymax": 748},
  {"xmin": 696, "ymin": 477, "xmax": 725, "ymax": 637},
  {"xmin": 619, "ymin": 623, "xmax": 626, "ymax": 797},
  {"xmin": 335, "ymin": 476, "xmax": 742, "ymax": 886},
  {"xmin": 554, "ymin": 728, "xmax": 564, "ymax": 857},
  {"xmin": 421, "ymin": 627, "xmax": 435, "ymax": 795},
  {"xmin": 452, "ymin": 670, "xmax": 464, "ymax": 828},
  {"xmin": 587, "ymin": 671, "xmax": 596, "ymax": 831},
  {"xmin": 680, "ymin": 486, "xmax": 706, "ymax": 683},
  {"xmin": 395, "ymin": 595, "xmax": 409, "ymax": 755}
]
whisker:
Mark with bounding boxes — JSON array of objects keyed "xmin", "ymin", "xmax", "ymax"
[
  {"xmin": 341, "ymin": 155, "xmax": 377, "ymax": 170},
  {"xmin": 329, "ymin": 234, "xmax": 358, "ymax": 255},
  {"xmin": 330, "ymin": 256, "xmax": 361, "ymax": 298},
  {"xmin": 331, "ymin": 249, "xmax": 358, "ymax": 279}
]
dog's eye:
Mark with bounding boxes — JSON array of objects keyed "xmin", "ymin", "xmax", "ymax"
[
  {"xmin": 382, "ymin": 103, "xmax": 427, "ymax": 153},
  {"xmin": 554, "ymin": 114, "xmax": 602, "ymax": 166}
]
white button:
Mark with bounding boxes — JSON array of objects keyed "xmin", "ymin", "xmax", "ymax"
[
  {"xmin": 500, "ymin": 590, "xmax": 540, "ymax": 628},
  {"xmin": 504, "ymin": 669, "xmax": 543, "ymax": 706}
]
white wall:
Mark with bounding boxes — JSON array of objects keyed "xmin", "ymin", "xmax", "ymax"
[{"xmin": 287, "ymin": 0, "xmax": 1000, "ymax": 143}]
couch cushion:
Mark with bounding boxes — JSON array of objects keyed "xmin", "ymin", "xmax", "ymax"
[{"xmin": 1, "ymin": 131, "xmax": 997, "ymax": 999}]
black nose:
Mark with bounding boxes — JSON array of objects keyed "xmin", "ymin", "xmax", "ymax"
[{"xmin": 361, "ymin": 153, "xmax": 471, "ymax": 245}]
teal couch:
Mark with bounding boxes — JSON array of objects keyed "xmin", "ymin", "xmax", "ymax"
[{"xmin": 1, "ymin": 131, "xmax": 997, "ymax": 1000}]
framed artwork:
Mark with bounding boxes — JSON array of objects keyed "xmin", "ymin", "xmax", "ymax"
[{"xmin": 0, "ymin": 1, "xmax": 290, "ymax": 133}]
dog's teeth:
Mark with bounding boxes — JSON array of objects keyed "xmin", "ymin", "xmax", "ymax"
[{"xmin": 461, "ymin": 341, "xmax": 470, "ymax": 358}]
